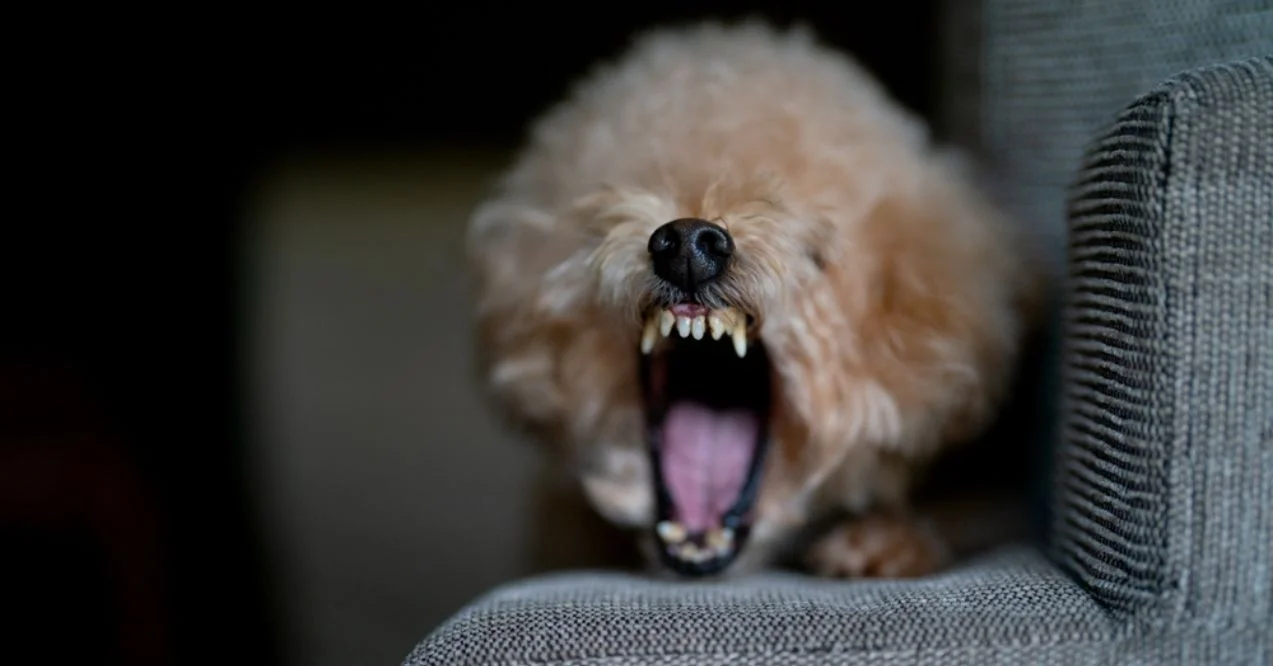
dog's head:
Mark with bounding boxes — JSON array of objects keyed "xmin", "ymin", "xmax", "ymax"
[
  {"xmin": 570, "ymin": 180, "xmax": 838, "ymax": 577},
  {"xmin": 468, "ymin": 152, "xmax": 1028, "ymax": 578}
]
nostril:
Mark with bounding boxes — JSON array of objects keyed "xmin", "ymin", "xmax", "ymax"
[
  {"xmin": 694, "ymin": 226, "xmax": 734, "ymax": 259},
  {"xmin": 648, "ymin": 226, "xmax": 679, "ymax": 256}
]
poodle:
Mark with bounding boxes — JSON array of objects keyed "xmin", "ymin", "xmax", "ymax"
[{"xmin": 465, "ymin": 20, "xmax": 1045, "ymax": 578}]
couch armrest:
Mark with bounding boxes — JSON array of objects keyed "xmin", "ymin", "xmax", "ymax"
[{"xmin": 1057, "ymin": 56, "xmax": 1272, "ymax": 628}]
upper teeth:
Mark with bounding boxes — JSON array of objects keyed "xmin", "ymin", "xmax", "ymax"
[
  {"xmin": 640, "ymin": 307, "xmax": 749, "ymax": 358},
  {"xmin": 640, "ymin": 317, "xmax": 659, "ymax": 354},
  {"xmin": 708, "ymin": 316, "xmax": 726, "ymax": 340},
  {"xmin": 659, "ymin": 310, "xmax": 675, "ymax": 337}
]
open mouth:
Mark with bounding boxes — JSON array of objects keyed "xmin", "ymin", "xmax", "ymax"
[{"xmin": 638, "ymin": 303, "xmax": 772, "ymax": 576}]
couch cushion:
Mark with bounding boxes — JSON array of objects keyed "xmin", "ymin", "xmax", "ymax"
[{"xmin": 408, "ymin": 546, "xmax": 1121, "ymax": 666}]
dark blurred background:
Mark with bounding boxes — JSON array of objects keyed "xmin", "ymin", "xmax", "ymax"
[{"xmin": 8, "ymin": 3, "xmax": 948, "ymax": 665}]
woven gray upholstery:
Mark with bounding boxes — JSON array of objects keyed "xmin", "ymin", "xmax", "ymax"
[
  {"xmin": 939, "ymin": 1, "xmax": 1273, "ymax": 548},
  {"xmin": 980, "ymin": 0, "xmax": 1273, "ymax": 271},
  {"xmin": 409, "ymin": 547, "xmax": 1122, "ymax": 666},
  {"xmin": 406, "ymin": 56, "xmax": 1272, "ymax": 666},
  {"xmin": 1058, "ymin": 56, "xmax": 1273, "ymax": 627},
  {"xmin": 408, "ymin": 552, "xmax": 1264, "ymax": 666},
  {"xmin": 975, "ymin": 1, "xmax": 1272, "ymax": 538}
]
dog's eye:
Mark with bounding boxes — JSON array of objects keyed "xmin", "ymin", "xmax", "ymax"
[{"xmin": 808, "ymin": 248, "xmax": 826, "ymax": 271}]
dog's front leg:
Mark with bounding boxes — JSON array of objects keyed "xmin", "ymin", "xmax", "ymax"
[{"xmin": 803, "ymin": 511, "xmax": 950, "ymax": 579}]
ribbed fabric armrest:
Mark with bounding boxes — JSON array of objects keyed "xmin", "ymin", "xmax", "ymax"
[{"xmin": 1057, "ymin": 57, "xmax": 1272, "ymax": 629}]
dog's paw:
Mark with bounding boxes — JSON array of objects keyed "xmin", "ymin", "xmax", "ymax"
[{"xmin": 805, "ymin": 514, "xmax": 949, "ymax": 579}]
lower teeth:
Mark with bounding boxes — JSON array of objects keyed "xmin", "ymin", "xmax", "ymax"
[
  {"xmin": 657, "ymin": 520, "xmax": 687, "ymax": 544},
  {"xmin": 675, "ymin": 543, "xmax": 713, "ymax": 563},
  {"xmin": 706, "ymin": 527, "xmax": 734, "ymax": 551},
  {"xmin": 659, "ymin": 524, "xmax": 736, "ymax": 563}
]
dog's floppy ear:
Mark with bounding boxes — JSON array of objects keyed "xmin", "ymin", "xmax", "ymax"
[
  {"xmin": 469, "ymin": 201, "xmax": 573, "ymax": 300},
  {"xmin": 465, "ymin": 200, "xmax": 568, "ymax": 440},
  {"xmin": 465, "ymin": 195, "xmax": 625, "ymax": 449}
]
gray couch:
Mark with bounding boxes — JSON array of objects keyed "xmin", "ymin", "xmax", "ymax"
[{"xmin": 406, "ymin": 3, "xmax": 1272, "ymax": 664}]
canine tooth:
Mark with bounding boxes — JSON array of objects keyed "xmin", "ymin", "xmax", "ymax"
[
  {"xmin": 656, "ymin": 521, "xmax": 686, "ymax": 544},
  {"xmin": 641, "ymin": 316, "xmax": 659, "ymax": 354},
  {"xmin": 676, "ymin": 316, "xmax": 692, "ymax": 338},
  {"xmin": 732, "ymin": 324, "xmax": 747, "ymax": 358},
  {"xmin": 708, "ymin": 315, "xmax": 726, "ymax": 340},
  {"xmin": 691, "ymin": 315, "xmax": 706, "ymax": 340},
  {"xmin": 659, "ymin": 310, "xmax": 675, "ymax": 337}
]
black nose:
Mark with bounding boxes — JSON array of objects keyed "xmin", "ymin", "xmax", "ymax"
[{"xmin": 648, "ymin": 218, "xmax": 734, "ymax": 291}]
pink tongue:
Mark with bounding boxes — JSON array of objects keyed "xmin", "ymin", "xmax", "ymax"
[{"xmin": 660, "ymin": 402, "xmax": 758, "ymax": 533}]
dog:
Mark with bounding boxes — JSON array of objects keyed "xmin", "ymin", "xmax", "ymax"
[{"xmin": 466, "ymin": 21, "xmax": 1046, "ymax": 579}]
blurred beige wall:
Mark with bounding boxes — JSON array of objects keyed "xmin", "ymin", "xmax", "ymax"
[{"xmin": 245, "ymin": 152, "xmax": 561, "ymax": 666}]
